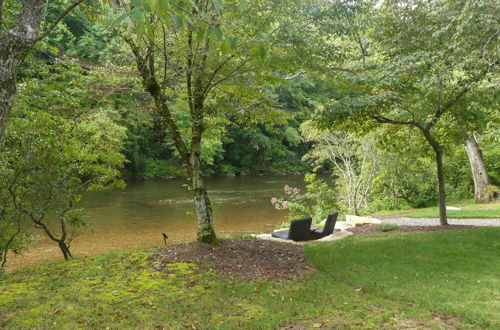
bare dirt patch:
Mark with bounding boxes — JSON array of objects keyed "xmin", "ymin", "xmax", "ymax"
[
  {"xmin": 156, "ymin": 239, "xmax": 316, "ymax": 281},
  {"xmin": 348, "ymin": 223, "xmax": 483, "ymax": 235}
]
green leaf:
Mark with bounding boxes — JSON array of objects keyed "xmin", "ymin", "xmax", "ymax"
[
  {"xmin": 209, "ymin": 26, "xmax": 223, "ymax": 41},
  {"xmin": 213, "ymin": 0, "xmax": 223, "ymax": 14},
  {"xmin": 253, "ymin": 44, "xmax": 267, "ymax": 59},
  {"xmin": 158, "ymin": 0, "xmax": 171, "ymax": 14},
  {"xmin": 112, "ymin": 11, "xmax": 131, "ymax": 26},
  {"xmin": 237, "ymin": 0, "xmax": 248, "ymax": 10},
  {"xmin": 135, "ymin": 19, "xmax": 146, "ymax": 35},
  {"xmin": 170, "ymin": 13, "xmax": 184, "ymax": 29},
  {"xmin": 220, "ymin": 39, "xmax": 229, "ymax": 55},
  {"xmin": 196, "ymin": 22, "xmax": 208, "ymax": 42},
  {"xmin": 129, "ymin": 7, "xmax": 145, "ymax": 22},
  {"xmin": 228, "ymin": 36, "xmax": 238, "ymax": 51},
  {"xmin": 146, "ymin": 0, "xmax": 159, "ymax": 10}
]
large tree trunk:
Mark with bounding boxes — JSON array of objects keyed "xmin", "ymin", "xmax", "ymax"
[
  {"xmin": 421, "ymin": 128, "xmax": 448, "ymax": 225},
  {"xmin": 465, "ymin": 134, "xmax": 490, "ymax": 203},
  {"xmin": 0, "ymin": 0, "xmax": 83, "ymax": 140},
  {"xmin": 0, "ymin": 0, "xmax": 46, "ymax": 140}
]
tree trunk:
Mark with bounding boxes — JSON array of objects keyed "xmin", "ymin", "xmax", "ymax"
[
  {"xmin": 0, "ymin": 0, "xmax": 83, "ymax": 140},
  {"xmin": 421, "ymin": 128, "xmax": 448, "ymax": 225},
  {"xmin": 0, "ymin": 0, "xmax": 46, "ymax": 140},
  {"xmin": 0, "ymin": 227, "xmax": 21, "ymax": 271},
  {"xmin": 192, "ymin": 174, "xmax": 217, "ymax": 244},
  {"xmin": 0, "ymin": 37, "xmax": 35, "ymax": 141},
  {"xmin": 465, "ymin": 134, "xmax": 490, "ymax": 203},
  {"xmin": 58, "ymin": 241, "xmax": 72, "ymax": 260},
  {"xmin": 190, "ymin": 103, "xmax": 217, "ymax": 244}
]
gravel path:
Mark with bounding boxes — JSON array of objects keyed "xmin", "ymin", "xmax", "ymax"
[{"xmin": 377, "ymin": 217, "xmax": 500, "ymax": 227}]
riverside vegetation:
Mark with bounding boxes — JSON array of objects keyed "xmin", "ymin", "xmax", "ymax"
[{"xmin": 0, "ymin": 0, "xmax": 498, "ymax": 327}]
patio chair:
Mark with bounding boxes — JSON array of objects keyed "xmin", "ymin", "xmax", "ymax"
[
  {"xmin": 271, "ymin": 217, "xmax": 312, "ymax": 241},
  {"xmin": 310, "ymin": 212, "xmax": 338, "ymax": 239}
]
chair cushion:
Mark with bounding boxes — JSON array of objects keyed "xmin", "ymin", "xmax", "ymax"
[{"xmin": 288, "ymin": 217, "xmax": 312, "ymax": 241}]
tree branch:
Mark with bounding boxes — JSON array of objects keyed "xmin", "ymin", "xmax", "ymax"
[
  {"xmin": 124, "ymin": 34, "xmax": 191, "ymax": 166},
  {"xmin": 203, "ymin": 57, "xmax": 251, "ymax": 98},
  {"xmin": 284, "ymin": 70, "xmax": 306, "ymax": 80},
  {"xmin": 35, "ymin": 0, "xmax": 85, "ymax": 42},
  {"xmin": 371, "ymin": 115, "xmax": 415, "ymax": 126},
  {"xmin": 425, "ymin": 86, "xmax": 469, "ymax": 130}
]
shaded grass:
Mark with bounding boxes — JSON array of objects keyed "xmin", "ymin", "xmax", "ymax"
[
  {"xmin": 305, "ymin": 227, "xmax": 500, "ymax": 328},
  {"xmin": 1, "ymin": 229, "xmax": 498, "ymax": 329}
]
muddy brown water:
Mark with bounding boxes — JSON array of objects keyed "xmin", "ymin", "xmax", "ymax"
[{"xmin": 6, "ymin": 175, "xmax": 306, "ymax": 272}]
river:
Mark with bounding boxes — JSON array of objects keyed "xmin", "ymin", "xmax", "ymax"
[{"xmin": 6, "ymin": 175, "xmax": 306, "ymax": 271}]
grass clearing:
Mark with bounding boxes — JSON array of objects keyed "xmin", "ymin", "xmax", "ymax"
[
  {"xmin": 374, "ymin": 201, "xmax": 500, "ymax": 219},
  {"xmin": 305, "ymin": 227, "xmax": 500, "ymax": 328},
  {"xmin": 1, "ymin": 228, "xmax": 498, "ymax": 329}
]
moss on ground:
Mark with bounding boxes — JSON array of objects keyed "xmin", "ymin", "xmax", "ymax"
[{"xmin": 1, "ymin": 228, "xmax": 498, "ymax": 329}]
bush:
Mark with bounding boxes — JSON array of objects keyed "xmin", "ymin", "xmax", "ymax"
[
  {"xmin": 375, "ymin": 224, "xmax": 398, "ymax": 232},
  {"xmin": 271, "ymin": 173, "xmax": 339, "ymax": 226}
]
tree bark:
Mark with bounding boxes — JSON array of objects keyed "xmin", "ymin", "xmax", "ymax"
[
  {"xmin": 58, "ymin": 241, "xmax": 73, "ymax": 260},
  {"xmin": 192, "ymin": 170, "xmax": 217, "ymax": 244},
  {"xmin": 191, "ymin": 99, "xmax": 217, "ymax": 244},
  {"xmin": 420, "ymin": 128, "xmax": 448, "ymax": 225},
  {"xmin": 465, "ymin": 134, "xmax": 490, "ymax": 203},
  {"xmin": 0, "ymin": 0, "xmax": 45, "ymax": 139},
  {"xmin": 0, "ymin": 227, "xmax": 21, "ymax": 271},
  {"xmin": 0, "ymin": 0, "xmax": 84, "ymax": 141}
]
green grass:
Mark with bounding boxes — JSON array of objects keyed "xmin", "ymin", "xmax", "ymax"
[
  {"xmin": 374, "ymin": 201, "xmax": 500, "ymax": 219},
  {"xmin": 1, "ymin": 228, "xmax": 498, "ymax": 329},
  {"xmin": 306, "ymin": 228, "xmax": 500, "ymax": 328}
]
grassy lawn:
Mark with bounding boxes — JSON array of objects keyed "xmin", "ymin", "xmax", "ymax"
[
  {"xmin": 374, "ymin": 201, "xmax": 500, "ymax": 219},
  {"xmin": 1, "ymin": 228, "xmax": 498, "ymax": 329},
  {"xmin": 306, "ymin": 228, "xmax": 500, "ymax": 328}
]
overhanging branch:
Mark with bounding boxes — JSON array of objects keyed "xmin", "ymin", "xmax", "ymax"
[
  {"xmin": 35, "ymin": 0, "xmax": 85, "ymax": 42},
  {"xmin": 426, "ymin": 86, "xmax": 469, "ymax": 130},
  {"xmin": 371, "ymin": 115, "xmax": 415, "ymax": 126}
]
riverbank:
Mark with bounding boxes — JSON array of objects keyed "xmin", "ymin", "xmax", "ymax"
[
  {"xmin": 1, "ymin": 228, "xmax": 498, "ymax": 328},
  {"xmin": 3, "ymin": 175, "xmax": 302, "ymax": 272}
]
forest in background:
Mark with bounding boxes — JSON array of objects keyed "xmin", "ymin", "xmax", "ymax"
[
  {"xmin": 0, "ymin": 0, "xmax": 498, "ymax": 265},
  {"xmin": 11, "ymin": 1, "xmax": 497, "ymax": 183}
]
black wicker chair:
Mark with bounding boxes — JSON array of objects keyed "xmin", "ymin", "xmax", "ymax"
[
  {"xmin": 271, "ymin": 217, "xmax": 312, "ymax": 241},
  {"xmin": 310, "ymin": 212, "xmax": 338, "ymax": 239}
]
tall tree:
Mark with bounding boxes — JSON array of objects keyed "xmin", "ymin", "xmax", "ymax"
[
  {"xmin": 1, "ymin": 109, "xmax": 126, "ymax": 261},
  {"xmin": 0, "ymin": 0, "xmax": 85, "ymax": 140},
  {"xmin": 301, "ymin": 121, "xmax": 380, "ymax": 215},
  {"xmin": 307, "ymin": 0, "xmax": 499, "ymax": 225},
  {"xmin": 113, "ymin": 0, "xmax": 300, "ymax": 243}
]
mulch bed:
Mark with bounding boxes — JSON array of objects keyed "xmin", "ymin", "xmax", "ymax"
[
  {"xmin": 347, "ymin": 223, "xmax": 483, "ymax": 235},
  {"xmin": 156, "ymin": 239, "xmax": 316, "ymax": 281}
]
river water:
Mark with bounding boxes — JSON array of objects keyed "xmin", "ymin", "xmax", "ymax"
[{"xmin": 6, "ymin": 175, "xmax": 306, "ymax": 271}]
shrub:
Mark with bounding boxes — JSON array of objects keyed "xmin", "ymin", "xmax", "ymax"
[{"xmin": 375, "ymin": 224, "xmax": 398, "ymax": 232}]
